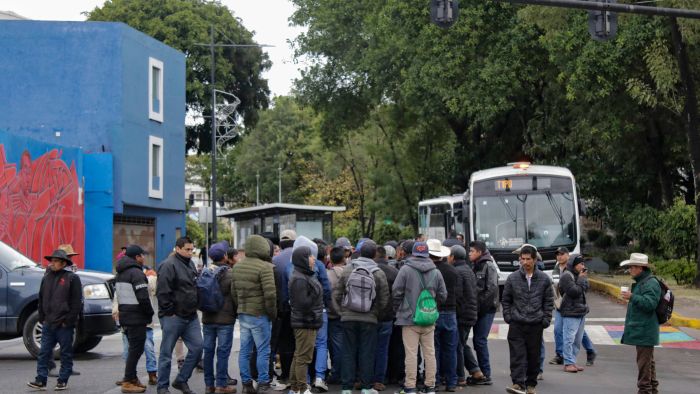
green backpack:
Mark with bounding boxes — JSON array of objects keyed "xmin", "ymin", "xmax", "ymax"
[{"xmin": 410, "ymin": 267, "xmax": 439, "ymax": 326}]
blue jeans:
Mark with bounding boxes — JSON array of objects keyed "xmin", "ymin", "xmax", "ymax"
[
  {"xmin": 373, "ymin": 320, "xmax": 394, "ymax": 383},
  {"xmin": 313, "ymin": 311, "xmax": 328, "ymax": 380},
  {"xmin": 473, "ymin": 312, "xmax": 495, "ymax": 378},
  {"xmin": 35, "ymin": 324, "xmax": 74, "ymax": 384},
  {"xmin": 562, "ymin": 316, "xmax": 585, "ymax": 365},
  {"xmin": 203, "ymin": 324, "xmax": 234, "ymax": 388},
  {"xmin": 239, "ymin": 314, "xmax": 272, "ymax": 385},
  {"xmin": 539, "ymin": 339, "xmax": 545, "ymax": 373},
  {"xmin": 553, "ymin": 309, "xmax": 564, "ymax": 356},
  {"xmin": 327, "ymin": 318, "xmax": 343, "ymax": 383},
  {"xmin": 434, "ymin": 312, "xmax": 458, "ymax": 387},
  {"xmin": 122, "ymin": 328, "xmax": 157, "ymax": 373},
  {"xmin": 158, "ymin": 315, "xmax": 203, "ymax": 390},
  {"xmin": 582, "ymin": 331, "xmax": 595, "ymax": 353}
]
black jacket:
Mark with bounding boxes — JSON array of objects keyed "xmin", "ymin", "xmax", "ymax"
[
  {"xmin": 473, "ymin": 252, "xmax": 499, "ymax": 316},
  {"xmin": 501, "ymin": 267, "xmax": 554, "ymax": 327},
  {"xmin": 453, "ymin": 259, "xmax": 478, "ymax": 327},
  {"xmin": 156, "ymin": 253, "xmax": 199, "ymax": 319},
  {"xmin": 38, "ymin": 269, "xmax": 82, "ymax": 327},
  {"xmin": 376, "ymin": 258, "xmax": 399, "ymax": 321},
  {"xmin": 115, "ymin": 256, "xmax": 154, "ymax": 326},
  {"xmin": 435, "ymin": 259, "xmax": 461, "ymax": 313},
  {"xmin": 289, "ymin": 247, "xmax": 324, "ymax": 329},
  {"xmin": 558, "ymin": 261, "xmax": 590, "ymax": 318}
]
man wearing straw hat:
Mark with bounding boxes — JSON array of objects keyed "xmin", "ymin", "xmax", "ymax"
[{"xmin": 620, "ymin": 253, "xmax": 661, "ymax": 394}]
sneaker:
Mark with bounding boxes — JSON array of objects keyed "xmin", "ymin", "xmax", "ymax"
[
  {"xmin": 362, "ymin": 389, "xmax": 379, "ymax": 394},
  {"xmin": 526, "ymin": 386, "xmax": 537, "ymax": 394},
  {"xmin": 55, "ymin": 382, "xmax": 68, "ymax": 391},
  {"xmin": 272, "ymin": 379, "xmax": 290, "ymax": 391},
  {"xmin": 548, "ymin": 354, "xmax": 563, "ymax": 365},
  {"xmin": 172, "ymin": 380, "xmax": 195, "ymax": 394},
  {"xmin": 445, "ymin": 386, "xmax": 457, "ymax": 392},
  {"xmin": 27, "ymin": 380, "xmax": 47, "ymax": 390},
  {"xmin": 506, "ymin": 384, "xmax": 526, "ymax": 394},
  {"xmin": 314, "ymin": 378, "xmax": 328, "ymax": 392},
  {"xmin": 586, "ymin": 351, "xmax": 597, "ymax": 366},
  {"xmin": 157, "ymin": 389, "xmax": 172, "ymax": 394},
  {"xmin": 341, "ymin": 391, "xmax": 352, "ymax": 394},
  {"xmin": 563, "ymin": 365, "xmax": 578, "ymax": 373},
  {"xmin": 467, "ymin": 376, "xmax": 492, "ymax": 386},
  {"xmin": 228, "ymin": 376, "xmax": 239, "ymax": 386},
  {"xmin": 242, "ymin": 382, "xmax": 257, "ymax": 394},
  {"xmin": 259, "ymin": 383, "xmax": 273, "ymax": 394},
  {"xmin": 303, "ymin": 387, "xmax": 313, "ymax": 394},
  {"xmin": 373, "ymin": 382, "xmax": 386, "ymax": 391},
  {"xmin": 537, "ymin": 372, "xmax": 543, "ymax": 381},
  {"xmin": 421, "ymin": 386, "xmax": 436, "ymax": 394}
]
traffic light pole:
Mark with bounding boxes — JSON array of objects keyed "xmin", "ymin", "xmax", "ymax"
[{"xmin": 496, "ymin": 0, "xmax": 700, "ymax": 19}]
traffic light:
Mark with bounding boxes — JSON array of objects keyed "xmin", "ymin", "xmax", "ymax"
[
  {"xmin": 588, "ymin": 0, "xmax": 618, "ymax": 41},
  {"xmin": 188, "ymin": 192, "xmax": 195, "ymax": 206},
  {"xmin": 430, "ymin": 0, "xmax": 459, "ymax": 29}
]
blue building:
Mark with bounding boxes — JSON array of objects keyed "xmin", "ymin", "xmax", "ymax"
[{"xmin": 0, "ymin": 20, "xmax": 186, "ymax": 272}]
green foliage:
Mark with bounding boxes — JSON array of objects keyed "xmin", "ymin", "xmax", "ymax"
[
  {"xmin": 185, "ymin": 216, "xmax": 204, "ymax": 247},
  {"xmin": 657, "ymin": 199, "xmax": 697, "ymax": 261},
  {"xmin": 654, "ymin": 258, "xmax": 697, "ymax": 285},
  {"xmin": 374, "ymin": 223, "xmax": 402, "ymax": 245},
  {"xmin": 586, "ymin": 229, "xmax": 602, "ymax": 243},
  {"xmin": 399, "ymin": 226, "xmax": 417, "ymax": 241},
  {"xmin": 626, "ymin": 205, "xmax": 662, "ymax": 252},
  {"xmin": 594, "ymin": 234, "xmax": 613, "ymax": 249},
  {"xmin": 87, "ymin": 0, "xmax": 270, "ymax": 152}
]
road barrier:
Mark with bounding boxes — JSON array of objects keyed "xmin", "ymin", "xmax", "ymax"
[{"xmin": 589, "ymin": 278, "xmax": 700, "ymax": 329}]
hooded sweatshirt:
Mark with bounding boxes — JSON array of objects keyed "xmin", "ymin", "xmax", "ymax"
[
  {"xmin": 392, "ymin": 256, "xmax": 448, "ymax": 326},
  {"xmin": 289, "ymin": 247, "xmax": 324, "ymax": 329},
  {"xmin": 332, "ymin": 256, "xmax": 390, "ymax": 324},
  {"xmin": 283, "ymin": 236, "xmax": 331, "ymax": 308},
  {"xmin": 230, "ymin": 235, "xmax": 277, "ymax": 320},
  {"xmin": 558, "ymin": 258, "xmax": 590, "ymax": 317},
  {"xmin": 115, "ymin": 255, "xmax": 154, "ymax": 326}
]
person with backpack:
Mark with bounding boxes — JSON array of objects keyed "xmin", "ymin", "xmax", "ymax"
[
  {"xmin": 332, "ymin": 239, "xmax": 390, "ymax": 394},
  {"xmin": 326, "ymin": 245, "xmax": 348, "ymax": 384},
  {"xmin": 620, "ymin": 253, "xmax": 662, "ymax": 394},
  {"xmin": 558, "ymin": 255, "xmax": 589, "ymax": 373},
  {"xmin": 391, "ymin": 241, "xmax": 447, "ymax": 394},
  {"xmin": 467, "ymin": 240, "xmax": 498, "ymax": 386},
  {"xmin": 288, "ymin": 246, "xmax": 325, "ymax": 394},
  {"xmin": 201, "ymin": 242, "xmax": 236, "ymax": 394}
]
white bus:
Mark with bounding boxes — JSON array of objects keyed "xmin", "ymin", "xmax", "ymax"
[
  {"xmin": 418, "ymin": 163, "xmax": 584, "ymax": 284},
  {"xmin": 465, "ymin": 162, "xmax": 584, "ymax": 284},
  {"xmin": 418, "ymin": 195, "xmax": 465, "ymax": 241}
]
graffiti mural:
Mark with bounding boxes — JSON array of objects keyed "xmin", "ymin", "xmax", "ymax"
[{"xmin": 0, "ymin": 144, "xmax": 85, "ymax": 268}]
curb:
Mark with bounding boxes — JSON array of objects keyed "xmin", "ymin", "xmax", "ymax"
[{"xmin": 589, "ymin": 278, "xmax": 700, "ymax": 329}]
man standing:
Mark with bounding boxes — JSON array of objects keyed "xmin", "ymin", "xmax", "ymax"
[
  {"xmin": 202, "ymin": 242, "xmax": 236, "ymax": 394},
  {"xmin": 115, "ymin": 245, "xmax": 154, "ymax": 393},
  {"xmin": 231, "ymin": 235, "xmax": 278, "ymax": 394},
  {"xmin": 501, "ymin": 244, "xmax": 553, "ymax": 394},
  {"xmin": 271, "ymin": 230, "xmax": 296, "ymax": 388},
  {"xmin": 558, "ymin": 255, "xmax": 589, "ymax": 372},
  {"xmin": 156, "ymin": 237, "xmax": 203, "ymax": 394},
  {"xmin": 373, "ymin": 246, "xmax": 399, "ymax": 391},
  {"xmin": 391, "ymin": 241, "xmax": 447, "ymax": 394},
  {"xmin": 447, "ymin": 245, "xmax": 480, "ymax": 386},
  {"xmin": 620, "ymin": 253, "xmax": 661, "ymax": 394},
  {"xmin": 326, "ymin": 246, "xmax": 347, "ymax": 384},
  {"xmin": 467, "ymin": 240, "xmax": 498, "ymax": 385},
  {"xmin": 27, "ymin": 249, "xmax": 82, "ymax": 391},
  {"xmin": 332, "ymin": 240, "xmax": 390, "ymax": 394},
  {"xmin": 427, "ymin": 239, "xmax": 460, "ymax": 392}
]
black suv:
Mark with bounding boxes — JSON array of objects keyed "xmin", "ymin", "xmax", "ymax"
[{"xmin": 0, "ymin": 240, "xmax": 118, "ymax": 357}]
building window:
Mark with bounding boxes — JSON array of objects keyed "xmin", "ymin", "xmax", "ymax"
[
  {"xmin": 149, "ymin": 57, "xmax": 164, "ymax": 122},
  {"xmin": 149, "ymin": 136, "xmax": 164, "ymax": 199}
]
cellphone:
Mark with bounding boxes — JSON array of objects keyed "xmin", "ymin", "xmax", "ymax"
[{"xmin": 582, "ymin": 268, "xmax": 588, "ymax": 273}]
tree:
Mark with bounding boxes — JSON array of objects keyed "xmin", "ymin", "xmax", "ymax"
[{"xmin": 87, "ymin": 0, "xmax": 270, "ymax": 152}]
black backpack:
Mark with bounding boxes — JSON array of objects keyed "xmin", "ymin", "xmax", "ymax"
[{"xmin": 642, "ymin": 275, "xmax": 674, "ymax": 324}]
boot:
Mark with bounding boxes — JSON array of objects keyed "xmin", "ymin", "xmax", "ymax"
[
  {"xmin": 121, "ymin": 380, "xmax": 147, "ymax": 394},
  {"xmin": 149, "ymin": 372, "xmax": 158, "ymax": 386}
]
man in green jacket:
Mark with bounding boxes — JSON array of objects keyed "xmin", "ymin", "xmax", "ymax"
[
  {"xmin": 231, "ymin": 235, "xmax": 277, "ymax": 394},
  {"xmin": 620, "ymin": 253, "xmax": 661, "ymax": 394}
]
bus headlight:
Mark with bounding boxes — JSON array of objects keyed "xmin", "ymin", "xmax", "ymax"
[{"xmin": 83, "ymin": 284, "xmax": 110, "ymax": 299}]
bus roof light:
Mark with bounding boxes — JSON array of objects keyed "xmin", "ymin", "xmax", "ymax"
[{"xmin": 511, "ymin": 162, "xmax": 531, "ymax": 170}]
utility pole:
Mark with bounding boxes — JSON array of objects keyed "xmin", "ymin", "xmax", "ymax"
[
  {"xmin": 278, "ymin": 166, "xmax": 282, "ymax": 203},
  {"xmin": 256, "ymin": 171, "xmax": 260, "ymax": 206}
]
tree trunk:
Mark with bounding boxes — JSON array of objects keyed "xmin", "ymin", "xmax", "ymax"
[{"xmin": 669, "ymin": 17, "xmax": 700, "ymax": 288}]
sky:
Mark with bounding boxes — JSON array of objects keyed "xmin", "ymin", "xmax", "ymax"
[{"xmin": 1, "ymin": 0, "xmax": 304, "ymax": 97}]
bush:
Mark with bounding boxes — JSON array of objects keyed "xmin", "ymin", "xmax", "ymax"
[
  {"xmin": 374, "ymin": 222, "xmax": 402, "ymax": 245},
  {"xmin": 626, "ymin": 205, "xmax": 661, "ymax": 252},
  {"xmin": 399, "ymin": 225, "xmax": 416, "ymax": 241},
  {"xmin": 656, "ymin": 199, "xmax": 696, "ymax": 261},
  {"xmin": 587, "ymin": 229, "xmax": 602, "ymax": 243},
  {"xmin": 654, "ymin": 259, "xmax": 698, "ymax": 285},
  {"xmin": 594, "ymin": 234, "xmax": 613, "ymax": 249}
]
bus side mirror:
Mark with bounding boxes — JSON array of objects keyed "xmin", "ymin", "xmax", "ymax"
[{"xmin": 578, "ymin": 198, "xmax": 588, "ymax": 216}]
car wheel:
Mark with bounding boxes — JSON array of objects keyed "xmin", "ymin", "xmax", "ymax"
[
  {"xmin": 22, "ymin": 311, "xmax": 77, "ymax": 359},
  {"xmin": 73, "ymin": 336, "xmax": 102, "ymax": 353}
]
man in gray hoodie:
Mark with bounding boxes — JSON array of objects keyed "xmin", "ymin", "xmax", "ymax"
[
  {"xmin": 391, "ymin": 242, "xmax": 447, "ymax": 394},
  {"xmin": 332, "ymin": 240, "xmax": 390, "ymax": 394}
]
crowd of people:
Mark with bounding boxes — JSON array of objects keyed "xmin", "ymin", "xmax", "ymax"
[{"xmin": 26, "ymin": 232, "xmax": 664, "ymax": 394}]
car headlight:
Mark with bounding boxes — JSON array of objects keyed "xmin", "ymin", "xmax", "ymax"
[{"xmin": 83, "ymin": 284, "xmax": 110, "ymax": 299}]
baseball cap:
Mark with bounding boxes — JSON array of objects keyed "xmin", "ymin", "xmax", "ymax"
[
  {"xmin": 126, "ymin": 245, "xmax": 148, "ymax": 258},
  {"xmin": 412, "ymin": 241, "xmax": 430, "ymax": 258},
  {"xmin": 556, "ymin": 246, "xmax": 570, "ymax": 255},
  {"xmin": 335, "ymin": 237, "xmax": 352, "ymax": 250},
  {"xmin": 280, "ymin": 229, "xmax": 297, "ymax": 241}
]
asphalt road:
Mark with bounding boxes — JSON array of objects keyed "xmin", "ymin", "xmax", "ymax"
[{"xmin": 1, "ymin": 292, "xmax": 699, "ymax": 394}]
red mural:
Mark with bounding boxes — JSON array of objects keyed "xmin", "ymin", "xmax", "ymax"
[{"xmin": 0, "ymin": 145, "xmax": 85, "ymax": 268}]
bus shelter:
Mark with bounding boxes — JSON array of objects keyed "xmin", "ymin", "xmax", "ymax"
[{"xmin": 219, "ymin": 203, "xmax": 346, "ymax": 249}]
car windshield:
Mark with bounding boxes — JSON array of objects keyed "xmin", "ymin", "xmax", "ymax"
[
  {"xmin": 472, "ymin": 176, "xmax": 577, "ymax": 250},
  {"xmin": 0, "ymin": 241, "xmax": 38, "ymax": 270}
]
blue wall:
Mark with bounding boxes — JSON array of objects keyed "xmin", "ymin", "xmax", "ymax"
[{"xmin": 83, "ymin": 153, "xmax": 114, "ymax": 272}]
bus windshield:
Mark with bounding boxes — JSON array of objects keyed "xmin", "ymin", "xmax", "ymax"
[{"xmin": 472, "ymin": 176, "xmax": 576, "ymax": 250}]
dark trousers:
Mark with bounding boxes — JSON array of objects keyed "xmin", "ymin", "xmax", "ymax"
[
  {"xmin": 35, "ymin": 324, "xmax": 75, "ymax": 384},
  {"xmin": 124, "ymin": 325, "xmax": 148, "ymax": 381},
  {"xmin": 341, "ymin": 321, "xmax": 378, "ymax": 390},
  {"xmin": 507, "ymin": 323, "xmax": 543, "ymax": 388},
  {"xmin": 457, "ymin": 325, "xmax": 480, "ymax": 379},
  {"xmin": 636, "ymin": 346, "xmax": 659, "ymax": 394},
  {"xmin": 386, "ymin": 324, "xmax": 406, "ymax": 384},
  {"xmin": 434, "ymin": 312, "xmax": 458, "ymax": 387},
  {"xmin": 327, "ymin": 318, "xmax": 343, "ymax": 383},
  {"xmin": 290, "ymin": 329, "xmax": 318, "ymax": 392},
  {"xmin": 276, "ymin": 314, "xmax": 295, "ymax": 380}
]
